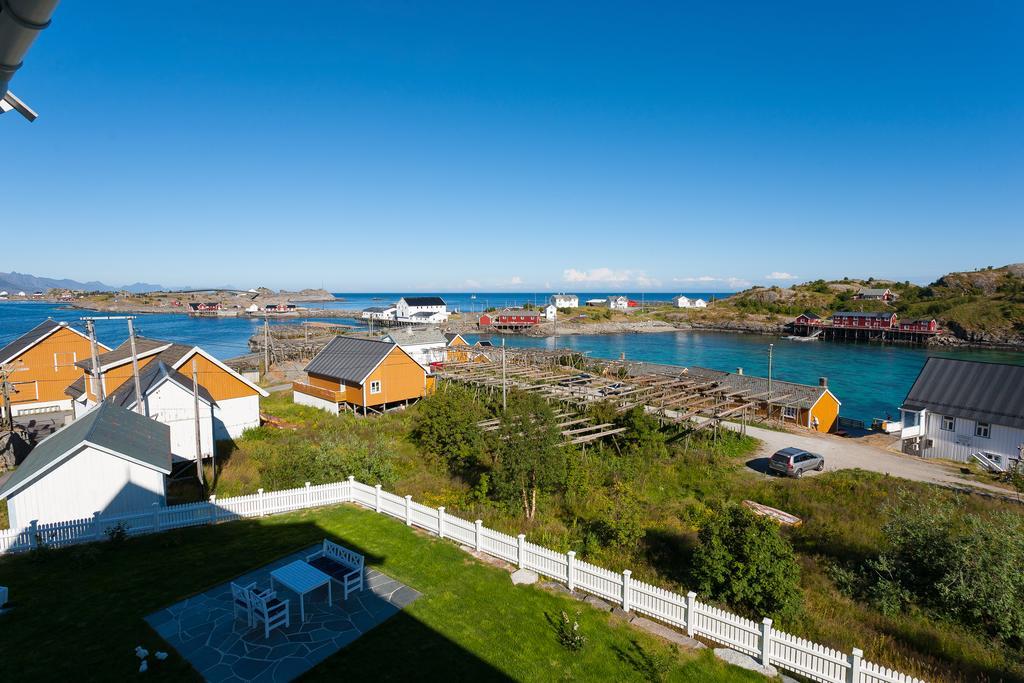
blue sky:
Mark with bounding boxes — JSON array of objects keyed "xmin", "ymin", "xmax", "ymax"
[{"xmin": 3, "ymin": 2, "xmax": 1021, "ymax": 292}]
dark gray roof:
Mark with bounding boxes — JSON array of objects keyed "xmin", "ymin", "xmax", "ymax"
[
  {"xmin": 383, "ymin": 329, "xmax": 448, "ymax": 346},
  {"xmin": 858, "ymin": 288, "xmax": 891, "ymax": 295},
  {"xmin": 362, "ymin": 306, "xmax": 393, "ymax": 313},
  {"xmin": 401, "ymin": 296, "xmax": 445, "ymax": 307},
  {"xmin": 106, "ymin": 361, "xmax": 214, "ymax": 409},
  {"xmin": 832, "ymin": 311, "xmax": 894, "ymax": 319},
  {"xmin": 799, "ymin": 311, "xmax": 821, "ymax": 320},
  {"xmin": 86, "ymin": 338, "xmax": 195, "ymax": 371},
  {"xmin": 902, "ymin": 358, "xmax": 1024, "ymax": 429},
  {"xmin": 444, "ymin": 333, "xmax": 465, "ymax": 343},
  {"xmin": 0, "ymin": 320, "xmax": 85, "ymax": 365},
  {"xmin": 304, "ymin": 336, "xmax": 399, "ymax": 385},
  {"xmin": 0, "ymin": 402, "xmax": 171, "ymax": 499}
]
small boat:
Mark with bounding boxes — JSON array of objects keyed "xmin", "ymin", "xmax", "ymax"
[
  {"xmin": 781, "ymin": 335, "xmax": 818, "ymax": 342},
  {"xmin": 470, "ymin": 294, "xmax": 477, "ymax": 299},
  {"xmin": 742, "ymin": 500, "xmax": 802, "ymax": 526}
]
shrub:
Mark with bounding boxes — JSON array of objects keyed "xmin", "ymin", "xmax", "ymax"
[
  {"xmin": 105, "ymin": 521, "xmax": 130, "ymax": 545},
  {"xmin": 592, "ymin": 481, "xmax": 645, "ymax": 549},
  {"xmin": 691, "ymin": 503, "xmax": 802, "ymax": 620},
  {"xmin": 492, "ymin": 391, "xmax": 565, "ymax": 520}
]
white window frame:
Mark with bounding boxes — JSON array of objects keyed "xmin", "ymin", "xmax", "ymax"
[
  {"xmin": 783, "ymin": 405, "xmax": 798, "ymax": 420},
  {"xmin": 975, "ymin": 422, "xmax": 991, "ymax": 439},
  {"xmin": 53, "ymin": 351, "xmax": 77, "ymax": 371},
  {"xmin": 369, "ymin": 380, "xmax": 382, "ymax": 395},
  {"xmin": 940, "ymin": 415, "xmax": 955, "ymax": 431}
]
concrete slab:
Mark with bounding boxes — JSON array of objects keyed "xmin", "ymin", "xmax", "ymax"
[
  {"xmin": 510, "ymin": 568, "xmax": 539, "ymax": 585},
  {"xmin": 630, "ymin": 616, "xmax": 706, "ymax": 650},
  {"xmin": 713, "ymin": 647, "xmax": 778, "ymax": 678}
]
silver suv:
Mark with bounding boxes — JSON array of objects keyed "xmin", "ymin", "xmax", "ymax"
[{"xmin": 768, "ymin": 447, "xmax": 824, "ymax": 478}]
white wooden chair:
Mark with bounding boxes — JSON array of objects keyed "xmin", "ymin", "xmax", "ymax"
[
  {"xmin": 250, "ymin": 590, "xmax": 290, "ymax": 638},
  {"xmin": 230, "ymin": 581, "xmax": 272, "ymax": 626},
  {"xmin": 307, "ymin": 539, "xmax": 365, "ymax": 600}
]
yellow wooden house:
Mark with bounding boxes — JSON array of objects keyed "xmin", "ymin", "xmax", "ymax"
[
  {"xmin": 293, "ymin": 336, "xmax": 433, "ymax": 415},
  {"xmin": 0, "ymin": 320, "xmax": 109, "ymax": 416}
]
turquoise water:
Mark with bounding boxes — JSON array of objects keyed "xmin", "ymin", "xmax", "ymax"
[
  {"xmin": 465, "ymin": 331, "xmax": 1024, "ymax": 423},
  {"xmin": 3, "ymin": 301, "xmax": 1021, "ymax": 423},
  {"xmin": 0, "ymin": 302, "xmax": 364, "ymax": 360}
]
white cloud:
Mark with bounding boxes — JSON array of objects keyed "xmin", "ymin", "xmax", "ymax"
[
  {"xmin": 764, "ymin": 272, "xmax": 798, "ymax": 281},
  {"xmin": 509, "ymin": 275, "xmax": 523, "ymax": 286},
  {"xmin": 562, "ymin": 268, "xmax": 660, "ymax": 287},
  {"xmin": 464, "ymin": 279, "xmax": 481, "ymax": 289},
  {"xmin": 672, "ymin": 275, "xmax": 752, "ymax": 290}
]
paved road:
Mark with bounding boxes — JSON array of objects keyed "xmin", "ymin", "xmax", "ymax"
[{"xmin": 725, "ymin": 421, "xmax": 1016, "ymax": 497}]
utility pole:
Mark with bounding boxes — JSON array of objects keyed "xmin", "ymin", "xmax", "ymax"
[
  {"xmin": 501, "ymin": 338, "xmax": 507, "ymax": 411},
  {"xmin": 192, "ymin": 359, "xmax": 205, "ymax": 486},
  {"xmin": 86, "ymin": 319, "xmax": 105, "ymax": 401},
  {"xmin": 263, "ymin": 316, "xmax": 270, "ymax": 378},
  {"xmin": 127, "ymin": 318, "xmax": 143, "ymax": 415}
]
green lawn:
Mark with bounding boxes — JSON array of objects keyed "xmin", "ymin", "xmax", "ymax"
[{"xmin": 0, "ymin": 503, "xmax": 762, "ymax": 682}]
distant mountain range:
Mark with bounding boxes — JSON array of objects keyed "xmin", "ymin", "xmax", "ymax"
[{"xmin": 0, "ymin": 271, "xmax": 165, "ymax": 294}]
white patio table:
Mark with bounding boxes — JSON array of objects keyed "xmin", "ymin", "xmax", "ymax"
[{"xmin": 269, "ymin": 560, "xmax": 332, "ymax": 622}]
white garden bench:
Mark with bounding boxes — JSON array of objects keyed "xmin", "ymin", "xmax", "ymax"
[{"xmin": 306, "ymin": 540, "xmax": 364, "ymax": 600}]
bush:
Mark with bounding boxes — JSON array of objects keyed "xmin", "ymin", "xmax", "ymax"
[
  {"xmin": 691, "ymin": 503, "xmax": 802, "ymax": 620},
  {"xmin": 555, "ymin": 610, "xmax": 586, "ymax": 651},
  {"xmin": 869, "ymin": 490, "xmax": 1024, "ymax": 642}
]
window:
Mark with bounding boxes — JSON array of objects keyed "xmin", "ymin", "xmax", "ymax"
[
  {"xmin": 783, "ymin": 406, "xmax": 798, "ymax": 419},
  {"xmin": 53, "ymin": 351, "xmax": 77, "ymax": 371},
  {"xmin": 369, "ymin": 380, "xmax": 382, "ymax": 395},
  {"xmin": 975, "ymin": 422, "xmax": 991, "ymax": 438},
  {"xmin": 941, "ymin": 415, "xmax": 955, "ymax": 431}
]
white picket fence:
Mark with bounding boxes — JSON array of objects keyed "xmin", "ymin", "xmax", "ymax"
[{"xmin": 0, "ymin": 477, "xmax": 925, "ymax": 683}]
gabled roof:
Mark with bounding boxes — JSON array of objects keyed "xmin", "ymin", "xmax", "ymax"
[
  {"xmin": 832, "ymin": 311, "xmax": 895, "ymax": 319},
  {"xmin": 902, "ymin": 358, "xmax": 1024, "ymax": 429},
  {"xmin": 0, "ymin": 320, "xmax": 106, "ymax": 365},
  {"xmin": 383, "ymin": 329, "xmax": 448, "ymax": 346},
  {"xmin": 444, "ymin": 333, "xmax": 467, "ymax": 344},
  {"xmin": 401, "ymin": 296, "xmax": 446, "ymax": 307},
  {"xmin": 305, "ymin": 336, "xmax": 414, "ymax": 385},
  {"xmin": 858, "ymin": 288, "xmax": 891, "ymax": 296},
  {"xmin": 0, "ymin": 402, "xmax": 171, "ymax": 499},
  {"xmin": 106, "ymin": 361, "xmax": 214, "ymax": 410},
  {"xmin": 798, "ymin": 311, "xmax": 821, "ymax": 320}
]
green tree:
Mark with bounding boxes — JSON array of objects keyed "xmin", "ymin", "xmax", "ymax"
[
  {"xmin": 617, "ymin": 406, "xmax": 668, "ymax": 459},
  {"xmin": 492, "ymin": 391, "xmax": 565, "ymax": 520},
  {"xmin": 412, "ymin": 384, "xmax": 487, "ymax": 472},
  {"xmin": 593, "ymin": 481, "xmax": 645, "ymax": 549},
  {"xmin": 691, "ymin": 504, "xmax": 802, "ymax": 620}
]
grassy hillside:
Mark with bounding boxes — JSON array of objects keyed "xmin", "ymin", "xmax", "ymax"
[{"xmin": 719, "ymin": 264, "xmax": 1024, "ymax": 345}]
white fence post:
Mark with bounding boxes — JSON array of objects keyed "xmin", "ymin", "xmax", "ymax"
[
  {"xmin": 404, "ymin": 495, "xmax": 412, "ymax": 526},
  {"xmin": 621, "ymin": 570, "xmax": 632, "ymax": 612},
  {"xmin": 374, "ymin": 484, "xmax": 382, "ymax": 513},
  {"xmin": 28, "ymin": 520, "xmax": 38, "ymax": 550},
  {"xmin": 208, "ymin": 495, "xmax": 217, "ymax": 524},
  {"xmin": 347, "ymin": 475, "xmax": 355, "ymax": 502},
  {"xmin": 566, "ymin": 551, "xmax": 576, "ymax": 591},
  {"xmin": 305, "ymin": 482, "xmax": 311, "ymax": 508},
  {"xmin": 93, "ymin": 511, "xmax": 102, "ymax": 541},
  {"xmin": 517, "ymin": 534, "xmax": 526, "ymax": 569},
  {"xmin": 437, "ymin": 507, "xmax": 445, "ymax": 538},
  {"xmin": 258, "ymin": 488, "xmax": 265, "ymax": 517},
  {"xmin": 474, "ymin": 520, "xmax": 483, "ymax": 551},
  {"xmin": 152, "ymin": 502, "xmax": 160, "ymax": 532},
  {"xmin": 760, "ymin": 618, "xmax": 773, "ymax": 666},
  {"xmin": 847, "ymin": 647, "xmax": 863, "ymax": 683},
  {"xmin": 686, "ymin": 591, "xmax": 697, "ymax": 636}
]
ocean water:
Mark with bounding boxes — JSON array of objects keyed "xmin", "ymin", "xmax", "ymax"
[
  {"xmin": 3, "ymin": 299, "xmax": 1022, "ymax": 423},
  {"xmin": 0, "ymin": 301, "xmax": 364, "ymax": 360}
]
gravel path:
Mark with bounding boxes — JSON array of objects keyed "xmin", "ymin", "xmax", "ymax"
[{"xmin": 724, "ymin": 421, "xmax": 1017, "ymax": 497}]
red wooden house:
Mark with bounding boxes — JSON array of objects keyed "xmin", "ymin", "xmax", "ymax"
[
  {"xmin": 831, "ymin": 311, "xmax": 897, "ymax": 329},
  {"xmin": 495, "ymin": 308, "xmax": 541, "ymax": 327},
  {"xmin": 793, "ymin": 312, "xmax": 822, "ymax": 326},
  {"xmin": 898, "ymin": 318, "xmax": 939, "ymax": 333},
  {"xmin": 187, "ymin": 302, "xmax": 221, "ymax": 313}
]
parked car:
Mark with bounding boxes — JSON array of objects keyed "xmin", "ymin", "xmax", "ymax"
[{"xmin": 768, "ymin": 447, "xmax": 824, "ymax": 478}]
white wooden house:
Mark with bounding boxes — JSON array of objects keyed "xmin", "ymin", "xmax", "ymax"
[
  {"xmin": 672, "ymin": 295, "xmax": 691, "ymax": 308},
  {"xmin": 395, "ymin": 297, "xmax": 448, "ymax": 323},
  {"xmin": 549, "ymin": 293, "xmax": 579, "ymax": 309},
  {"xmin": 900, "ymin": 358, "xmax": 1024, "ymax": 468},
  {"xmin": 544, "ymin": 304, "xmax": 557, "ymax": 321},
  {"xmin": 691, "ymin": 298, "xmax": 708, "ymax": 308},
  {"xmin": 381, "ymin": 328, "xmax": 449, "ymax": 369},
  {"xmin": 0, "ymin": 402, "xmax": 172, "ymax": 527},
  {"xmin": 105, "ymin": 361, "xmax": 215, "ymax": 462},
  {"xmin": 607, "ymin": 296, "xmax": 630, "ymax": 311}
]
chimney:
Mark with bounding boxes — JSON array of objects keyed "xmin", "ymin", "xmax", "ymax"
[
  {"xmin": 819, "ymin": 376, "xmax": 828, "ymax": 388},
  {"xmin": 736, "ymin": 367, "xmax": 743, "ymax": 375}
]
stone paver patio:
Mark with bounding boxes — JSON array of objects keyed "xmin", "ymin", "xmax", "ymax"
[{"xmin": 145, "ymin": 545, "xmax": 420, "ymax": 682}]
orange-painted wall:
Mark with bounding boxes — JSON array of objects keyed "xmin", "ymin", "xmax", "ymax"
[
  {"xmin": 2, "ymin": 327, "xmax": 100, "ymax": 406},
  {"xmin": 174, "ymin": 352, "xmax": 257, "ymax": 401},
  {"xmin": 361, "ymin": 347, "xmax": 428, "ymax": 407}
]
